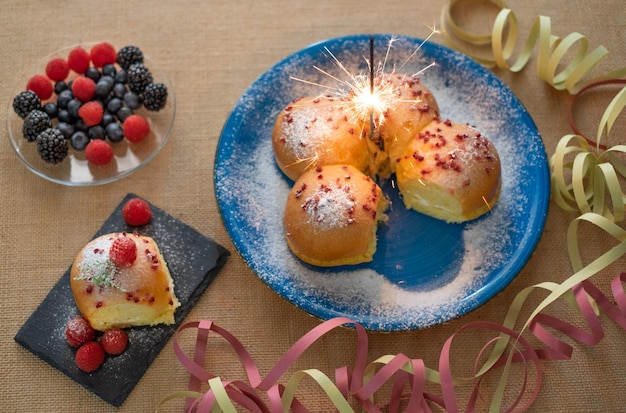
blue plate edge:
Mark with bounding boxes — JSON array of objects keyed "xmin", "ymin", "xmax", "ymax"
[{"xmin": 213, "ymin": 33, "xmax": 552, "ymax": 331}]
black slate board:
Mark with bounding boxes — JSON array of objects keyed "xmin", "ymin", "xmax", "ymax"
[{"xmin": 14, "ymin": 193, "xmax": 230, "ymax": 407}]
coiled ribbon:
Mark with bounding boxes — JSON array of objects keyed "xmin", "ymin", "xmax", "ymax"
[{"xmin": 159, "ymin": 1, "xmax": 626, "ymax": 411}]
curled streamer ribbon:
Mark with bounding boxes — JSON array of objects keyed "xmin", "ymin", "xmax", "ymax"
[
  {"xmin": 159, "ymin": 2, "xmax": 626, "ymax": 411},
  {"xmin": 440, "ymin": 0, "xmax": 626, "ymax": 221}
]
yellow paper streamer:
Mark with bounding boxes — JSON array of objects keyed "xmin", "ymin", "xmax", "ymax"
[
  {"xmin": 208, "ymin": 377, "xmax": 238, "ymax": 413},
  {"xmin": 441, "ymin": 1, "xmax": 626, "ymax": 411},
  {"xmin": 281, "ymin": 369, "xmax": 355, "ymax": 412},
  {"xmin": 440, "ymin": 0, "xmax": 626, "ymax": 94},
  {"xmin": 161, "ymin": 3, "xmax": 626, "ymax": 411}
]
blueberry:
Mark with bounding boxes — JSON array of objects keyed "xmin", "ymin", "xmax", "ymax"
[
  {"xmin": 117, "ymin": 106, "xmax": 133, "ymax": 122},
  {"xmin": 54, "ymin": 80, "xmax": 69, "ymax": 95},
  {"xmin": 74, "ymin": 119, "xmax": 89, "ymax": 132},
  {"xmin": 115, "ymin": 69, "xmax": 128, "ymax": 84},
  {"xmin": 88, "ymin": 125, "xmax": 106, "ymax": 140},
  {"xmin": 113, "ymin": 83, "xmax": 127, "ymax": 99},
  {"xmin": 67, "ymin": 99, "xmax": 82, "ymax": 118},
  {"xmin": 56, "ymin": 89, "xmax": 74, "ymax": 109},
  {"xmin": 106, "ymin": 122, "xmax": 124, "ymax": 142},
  {"xmin": 103, "ymin": 75, "xmax": 116, "ymax": 84},
  {"xmin": 106, "ymin": 97, "xmax": 123, "ymax": 114},
  {"xmin": 43, "ymin": 102, "xmax": 58, "ymax": 118},
  {"xmin": 85, "ymin": 67, "xmax": 101, "ymax": 82},
  {"xmin": 56, "ymin": 122, "xmax": 75, "ymax": 139},
  {"xmin": 57, "ymin": 109, "xmax": 72, "ymax": 123},
  {"xmin": 70, "ymin": 131, "xmax": 89, "ymax": 150},
  {"xmin": 102, "ymin": 64, "xmax": 117, "ymax": 77},
  {"xmin": 123, "ymin": 92, "xmax": 142, "ymax": 109},
  {"xmin": 99, "ymin": 95, "xmax": 111, "ymax": 108},
  {"xmin": 95, "ymin": 77, "xmax": 114, "ymax": 99},
  {"xmin": 101, "ymin": 113, "xmax": 114, "ymax": 127}
]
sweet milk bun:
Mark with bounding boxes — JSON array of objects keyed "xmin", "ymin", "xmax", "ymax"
[
  {"xmin": 283, "ymin": 164, "xmax": 388, "ymax": 267},
  {"xmin": 372, "ymin": 72, "xmax": 440, "ymax": 177},
  {"xmin": 272, "ymin": 95, "xmax": 370, "ymax": 181},
  {"xmin": 70, "ymin": 232, "xmax": 180, "ymax": 331},
  {"xmin": 395, "ymin": 119, "xmax": 501, "ymax": 223}
]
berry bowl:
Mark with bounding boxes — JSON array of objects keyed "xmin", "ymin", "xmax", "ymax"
[{"xmin": 6, "ymin": 43, "xmax": 175, "ymax": 186}]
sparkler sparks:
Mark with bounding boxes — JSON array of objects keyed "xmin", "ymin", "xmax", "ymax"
[{"xmin": 290, "ymin": 31, "xmax": 438, "ymax": 136}]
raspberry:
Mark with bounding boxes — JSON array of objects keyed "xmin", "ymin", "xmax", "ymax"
[
  {"xmin": 26, "ymin": 74, "xmax": 53, "ymax": 100},
  {"xmin": 67, "ymin": 47, "xmax": 91, "ymax": 74},
  {"xmin": 109, "ymin": 235, "xmax": 137, "ymax": 267},
  {"xmin": 101, "ymin": 328, "xmax": 128, "ymax": 355},
  {"xmin": 78, "ymin": 101, "xmax": 103, "ymax": 126},
  {"xmin": 71, "ymin": 77, "xmax": 96, "ymax": 102},
  {"xmin": 65, "ymin": 316, "xmax": 96, "ymax": 348},
  {"xmin": 75, "ymin": 341, "xmax": 105, "ymax": 372},
  {"xmin": 85, "ymin": 139, "xmax": 114, "ymax": 165},
  {"xmin": 90, "ymin": 42, "xmax": 117, "ymax": 68},
  {"xmin": 45, "ymin": 57, "xmax": 70, "ymax": 82},
  {"xmin": 123, "ymin": 115, "xmax": 150, "ymax": 143},
  {"xmin": 122, "ymin": 198, "xmax": 152, "ymax": 226}
]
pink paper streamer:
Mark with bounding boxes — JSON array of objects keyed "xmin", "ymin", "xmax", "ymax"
[{"xmin": 160, "ymin": 273, "xmax": 626, "ymax": 412}]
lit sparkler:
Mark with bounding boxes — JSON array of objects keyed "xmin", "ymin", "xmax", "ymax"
[{"xmin": 290, "ymin": 30, "xmax": 439, "ymax": 139}]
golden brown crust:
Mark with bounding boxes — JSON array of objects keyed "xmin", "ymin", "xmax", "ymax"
[
  {"xmin": 275, "ymin": 76, "xmax": 500, "ymax": 267},
  {"xmin": 395, "ymin": 119, "xmax": 501, "ymax": 223},
  {"xmin": 70, "ymin": 232, "xmax": 180, "ymax": 331},
  {"xmin": 374, "ymin": 73, "xmax": 440, "ymax": 177},
  {"xmin": 283, "ymin": 164, "xmax": 387, "ymax": 266},
  {"xmin": 272, "ymin": 95, "xmax": 370, "ymax": 181}
]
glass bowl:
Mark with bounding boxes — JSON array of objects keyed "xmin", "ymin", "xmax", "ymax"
[{"xmin": 7, "ymin": 43, "xmax": 175, "ymax": 186}]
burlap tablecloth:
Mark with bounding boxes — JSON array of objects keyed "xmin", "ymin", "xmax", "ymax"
[{"xmin": 1, "ymin": 0, "xmax": 625, "ymax": 411}]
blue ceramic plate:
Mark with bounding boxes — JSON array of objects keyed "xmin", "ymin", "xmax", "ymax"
[{"xmin": 214, "ymin": 34, "xmax": 549, "ymax": 331}]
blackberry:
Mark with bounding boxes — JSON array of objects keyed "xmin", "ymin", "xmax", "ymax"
[
  {"xmin": 36, "ymin": 128, "xmax": 68, "ymax": 164},
  {"xmin": 13, "ymin": 90, "xmax": 41, "ymax": 119},
  {"xmin": 143, "ymin": 82, "xmax": 168, "ymax": 111},
  {"xmin": 116, "ymin": 46, "xmax": 144, "ymax": 70},
  {"xmin": 23, "ymin": 110, "xmax": 52, "ymax": 142},
  {"xmin": 127, "ymin": 63, "xmax": 153, "ymax": 94}
]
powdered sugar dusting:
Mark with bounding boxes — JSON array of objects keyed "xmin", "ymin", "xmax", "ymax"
[
  {"xmin": 282, "ymin": 105, "xmax": 336, "ymax": 160},
  {"xmin": 302, "ymin": 180, "xmax": 357, "ymax": 229},
  {"xmin": 78, "ymin": 236, "xmax": 113, "ymax": 266},
  {"xmin": 215, "ymin": 35, "xmax": 549, "ymax": 331}
]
